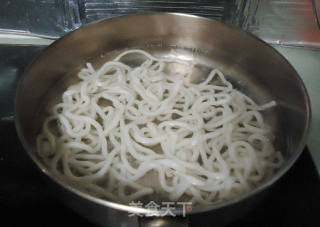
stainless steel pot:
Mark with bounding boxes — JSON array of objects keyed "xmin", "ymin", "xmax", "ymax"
[{"xmin": 14, "ymin": 13, "xmax": 310, "ymax": 227}]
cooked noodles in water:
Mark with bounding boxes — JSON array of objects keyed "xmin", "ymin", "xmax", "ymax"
[{"xmin": 37, "ymin": 49, "xmax": 283, "ymax": 205}]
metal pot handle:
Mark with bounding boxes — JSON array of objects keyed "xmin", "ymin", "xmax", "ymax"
[{"xmin": 139, "ymin": 216, "xmax": 189, "ymax": 227}]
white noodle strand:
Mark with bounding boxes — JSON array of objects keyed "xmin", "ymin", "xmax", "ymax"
[{"xmin": 37, "ymin": 49, "xmax": 283, "ymax": 204}]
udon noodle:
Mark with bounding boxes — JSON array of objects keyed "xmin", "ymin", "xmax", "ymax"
[{"xmin": 37, "ymin": 49, "xmax": 283, "ymax": 205}]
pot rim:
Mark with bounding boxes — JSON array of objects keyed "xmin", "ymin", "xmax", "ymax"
[{"xmin": 14, "ymin": 12, "xmax": 311, "ymax": 216}]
